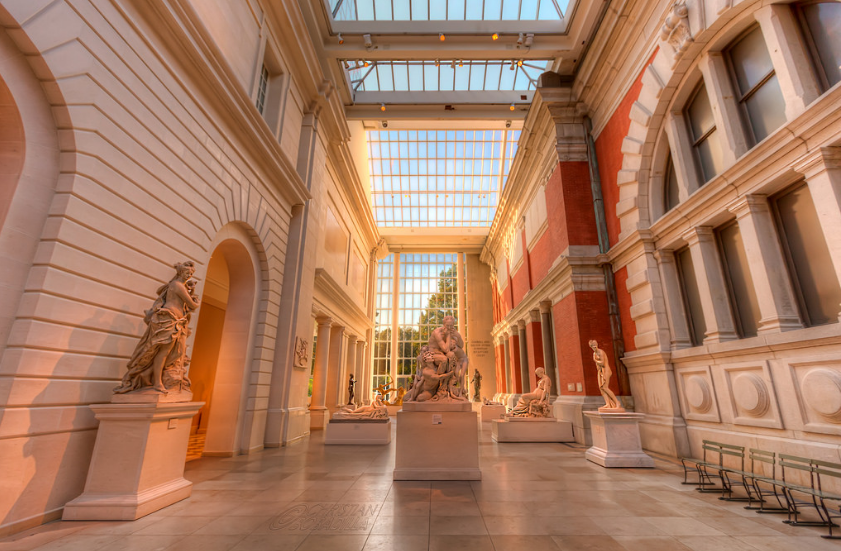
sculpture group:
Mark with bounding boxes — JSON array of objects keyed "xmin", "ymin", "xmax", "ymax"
[
  {"xmin": 405, "ymin": 316, "xmax": 469, "ymax": 403},
  {"xmin": 114, "ymin": 261, "xmax": 200, "ymax": 398},
  {"xmin": 333, "ymin": 394, "xmax": 388, "ymax": 420}
]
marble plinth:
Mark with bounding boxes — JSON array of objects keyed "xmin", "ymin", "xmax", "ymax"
[
  {"xmin": 63, "ymin": 400, "xmax": 203, "ymax": 521},
  {"xmin": 583, "ymin": 412, "xmax": 654, "ymax": 468},
  {"xmin": 393, "ymin": 409, "xmax": 480, "ymax": 480},
  {"xmin": 309, "ymin": 407, "xmax": 328, "ymax": 430},
  {"xmin": 325, "ymin": 419, "xmax": 391, "ymax": 444},
  {"xmin": 401, "ymin": 401, "xmax": 472, "ymax": 412},
  {"xmin": 481, "ymin": 404, "xmax": 507, "ymax": 422},
  {"xmin": 491, "ymin": 417, "xmax": 575, "ymax": 442}
]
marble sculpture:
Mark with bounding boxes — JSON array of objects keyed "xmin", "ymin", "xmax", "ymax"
[
  {"xmin": 589, "ymin": 339, "xmax": 624, "ymax": 411},
  {"xmin": 483, "ymin": 397, "xmax": 503, "ymax": 406},
  {"xmin": 507, "ymin": 367, "xmax": 552, "ymax": 417},
  {"xmin": 405, "ymin": 316, "xmax": 469, "ymax": 403},
  {"xmin": 471, "ymin": 369, "xmax": 482, "ymax": 402},
  {"xmin": 347, "ymin": 373, "xmax": 355, "ymax": 405},
  {"xmin": 114, "ymin": 261, "xmax": 200, "ymax": 397},
  {"xmin": 333, "ymin": 395, "xmax": 388, "ymax": 419}
]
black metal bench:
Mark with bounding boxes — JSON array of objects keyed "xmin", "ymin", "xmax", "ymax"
[{"xmin": 779, "ymin": 454, "xmax": 841, "ymax": 539}]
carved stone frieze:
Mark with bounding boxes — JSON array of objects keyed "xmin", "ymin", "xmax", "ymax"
[{"xmin": 660, "ymin": 2, "xmax": 693, "ymax": 67}]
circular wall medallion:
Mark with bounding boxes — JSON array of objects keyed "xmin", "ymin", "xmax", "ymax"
[
  {"xmin": 801, "ymin": 369, "xmax": 841, "ymax": 423},
  {"xmin": 685, "ymin": 375, "xmax": 712, "ymax": 413},
  {"xmin": 732, "ymin": 373, "xmax": 769, "ymax": 417}
]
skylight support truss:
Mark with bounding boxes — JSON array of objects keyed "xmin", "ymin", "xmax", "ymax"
[{"xmin": 328, "ymin": 0, "xmax": 567, "ymax": 21}]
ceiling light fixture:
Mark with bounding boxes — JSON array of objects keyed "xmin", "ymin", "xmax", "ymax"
[
  {"xmin": 458, "ymin": 59, "xmax": 463, "ymax": 67},
  {"xmin": 509, "ymin": 60, "xmax": 516, "ymax": 70},
  {"xmin": 363, "ymin": 60, "xmax": 370, "ymax": 67},
  {"xmin": 439, "ymin": 33, "xmax": 446, "ymax": 41},
  {"xmin": 435, "ymin": 59, "xmax": 440, "ymax": 67},
  {"xmin": 509, "ymin": 103, "xmax": 516, "ymax": 111},
  {"xmin": 524, "ymin": 33, "xmax": 534, "ymax": 47},
  {"xmin": 491, "ymin": 32, "xmax": 499, "ymax": 40},
  {"xmin": 343, "ymin": 60, "xmax": 349, "ymax": 69},
  {"xmin": 337, "ymin": 33, "xmax": 344, "ymax": 45},
  {"xmin": 450, "ymin": 60, "xmax": 455, "ymax": 69},
  {"xmin": 363, "ymin": 34, "xmax": 373, "ymax": 48},
  {"xmin": 517, "ymin": 59, "xmax": 523, "ymax": 67},
  {"xmin": 380, "ymin": 103, "xmax": 386, "ymax": 112}
]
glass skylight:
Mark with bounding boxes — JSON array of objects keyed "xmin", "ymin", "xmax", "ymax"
[
  {"xmin": 331, "ymin": 0, "xmax": 569, "ymax": 21},
  {"xmin": 368, "ymin": 129, "xmax": 520, "ymax": 227},
  {"xmin": 347, "ymin": 60, "xmax": 549, "ymax": 93}
]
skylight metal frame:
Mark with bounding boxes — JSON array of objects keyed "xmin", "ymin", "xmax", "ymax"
[
  {"xmin": 329, "ymin": 0, "xmax": 567, "ymax": 22},
  {"xmin": 346, "ymin": 59, "xmax": 549, "ymax": 101}
]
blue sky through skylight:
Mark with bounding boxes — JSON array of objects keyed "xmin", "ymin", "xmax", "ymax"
[
  {"xmin": 331, "ymin": 0, "xmax": 569, "ymax": 21},
  {"xmin": 368, "ymin": 129, "xmax": 520, "ymax": 227}
]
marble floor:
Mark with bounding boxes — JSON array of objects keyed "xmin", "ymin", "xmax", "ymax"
[{"xmin": 2, "ymin": 422, "xmax": 839, "ymax": 551}]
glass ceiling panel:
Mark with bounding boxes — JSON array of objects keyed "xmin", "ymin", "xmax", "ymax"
[
  {"xmin": 368, "ymin": 129, "xmax": 521, "ymax": 227},
  {"xmin": 331, "ymin": 0, "xmax": 569, "ymax": 20},
  {"xmin": 348, "ymin": 60, "xmax": 549, "ymax": 93}
]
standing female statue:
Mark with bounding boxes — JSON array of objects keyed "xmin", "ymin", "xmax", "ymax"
[
  {"xmin": 589, "ymin": 339, "xmax": 623, "ymax": 411},
  {"xmin": 114, "ymin": 261, "xmax": 200, "ymax": 395}
]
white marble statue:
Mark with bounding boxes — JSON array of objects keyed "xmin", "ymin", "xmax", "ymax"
[
  {"xmin": 589, "ymin": 339, "xmax": 624, "ymax": 411},
  {"xmin": 114, "ymin": 261, "xmax": 200, "ymax": 397},
  {"xmin": 483, "ymin": 397, "xmax": 503, "ymax": 406},
  {"xmin": 507, "ymin": 367, "xmax": 552, "ymax": 417},
  {"xmin": 333, "ymin": 395, "xmax": 388, "ymax": 420},
  {"xmin": 405, "ymin": 316, "xmax": 469, "ymax": 403}
]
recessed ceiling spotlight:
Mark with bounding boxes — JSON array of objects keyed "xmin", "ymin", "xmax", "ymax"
[
  {"xmin": 509, "ymin": 103, "xmax": 516, "ymax": 111},
  {"xmin": 439, "ymin": 33, "xmax": 446, "ymax": 41},
  {"xmin": 380, "ymin": 103, "xmax": 386, "ymax": 112},
  {"xmin": 337, "ymin": 33, "xmax": 344, "ymax": 45},
  {"xmin": 491, "ymin": 32, "xmax": 499, "ymax": 40}
]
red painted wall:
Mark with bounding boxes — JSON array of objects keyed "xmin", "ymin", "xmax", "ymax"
[
  {"xmin": 528, "ymin": 229, "xmax": 553, "ymax": 286},
  {"xmin": 552, "ymin": 291, "xmax": 618, "ymax": 397},
  {"xmin": 525, "ymin": 321, "xmax": 544, "ymax": 391},
  {"xmin": 595, "ymin": 51, "xmax": 657, "ymax": 247},
  {"xmin": 614, "ymin": 266, "xmax": 638, "ymax": 353}
]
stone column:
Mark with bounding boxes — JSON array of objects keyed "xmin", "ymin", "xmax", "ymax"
[
  {"xmin": 502, "ymin": 331, "xmax": 512, "ymax": 394},
  {"xmin": 728, "ymin": 195, "xmax": 802, "ymax": 333},
  {"xmin": 683, "ymin": 227, "xmax": 738, "ymax": 343},
  {"xmin": 355, "ymin": 340, "xmax": 367, "ymax": 404},
  {"xmin": 798, "ymin": 148, "xmax": 841, "ymax": 320},
  {"xmin": 539, "ymin": 301, "xmax": 560, "ymax": 396},
  {"xmin": 344, "ymin": 334, "xmax": 358, "ymax": 405},
  {"xmin": 325, "ymin": 325, "xmax": 346, "ymax": 415},
  {"xmin": 310, "ymin": 317, "xmax": 332, "ymax": 430},
  {"xmin": 655, "ymin": 250, "xmax": 693, "ymax": 348},
  {"xmin": 517, "ymin": 319, "xmax": 530, "ymax": 393},
  {"xmin": 754, "ymin": 4, "xmax": 819, "ymax": 120}
]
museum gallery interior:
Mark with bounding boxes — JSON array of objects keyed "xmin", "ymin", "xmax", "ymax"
[{"xmin": 1, "ymin": 0, "xmax": 841, "ymax": 549}]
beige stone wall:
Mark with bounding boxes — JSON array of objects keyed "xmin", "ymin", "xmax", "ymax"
[{"xmin": 0, "ymin": 0, "xmax": 375, "ymax": 536}]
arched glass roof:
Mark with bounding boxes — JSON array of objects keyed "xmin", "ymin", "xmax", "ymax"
[{"xmin": 331, "ymin": 0, "xmax": 569, "ymax": 21}]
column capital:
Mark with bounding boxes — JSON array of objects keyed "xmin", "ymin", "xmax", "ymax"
[
  {"xmin": 539, "ymin": 300, "xmax": 553, "ymax": 315},
  {"xmin": 528, "ymin": 309, "xmax": 541, "ymax": 323},
  {"xmin": 502, "ymin": 331, "xmax": 510, "ymax": 340},
  {"xmin": 681, "ymin": 226, "xmax": 714, "ymax": 246},
  {"xmin": 794, "ymin": 147, "xmax": 841, "ymax": 179},
  {"xmin": 517, "ymin": 319, "xmax": 527, "ymax": 329},
  {"xmin": 346, "ymin": 334, "xmax": 358, "ymax": 343},
  {"xmin": 653, "ymin": 248, "xmax": 676, "ymax": 263},
  {"xmin": 727, "ymin": 194, "xmax": 769, "ymax": 219},
  {"xmin": 316, "ymin": 317, "xmax": 333, "ymax": 328}
]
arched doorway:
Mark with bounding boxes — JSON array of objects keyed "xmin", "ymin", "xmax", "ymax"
[{"xmin": 188, "ymin": 237, "xmax": 258, "ymax": 458}]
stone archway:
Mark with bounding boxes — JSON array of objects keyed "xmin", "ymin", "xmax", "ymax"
[{"xmin": 189, "ymin": 237, "xmax": 258, "ymax": 457}]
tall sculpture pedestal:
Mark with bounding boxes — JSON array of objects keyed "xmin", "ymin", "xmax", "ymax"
[
  {"xmin": 583, "ymin": 411, "xmax": 654, "ymax": 468},
  {"xmin": 393, "ymin": 402, "xmax": 480, "ymax": 480},
  {"xmin": 63, "ymin": 400, "xmax": 203, "ymax": 521}
]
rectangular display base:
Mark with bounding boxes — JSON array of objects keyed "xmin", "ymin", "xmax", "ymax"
[
  {"xmin": 481, "ymin": 405, "xmax": 507, "ymax": 422},
  {"xmin": 63, "ymin": 401, "xmax": 203, "ymax": 521},
  {"xmin": 584, "ymin": 412, "xmax": 655, "ymax": 468},
  {"xmin": 491, "ymin": 418, "xmax": 574, "ymax": 442},
  {"xmin": 325, "ymin": 419, "xmax": 391, "ymax": 444},
  {"xmin": 393, "ymin": 410, "xmax": 480, "ymax": 480}
]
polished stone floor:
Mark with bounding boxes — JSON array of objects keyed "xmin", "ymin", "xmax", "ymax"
[{"xmin": 2, "ymin": 422, "xmax": 839, "ymax": 551}]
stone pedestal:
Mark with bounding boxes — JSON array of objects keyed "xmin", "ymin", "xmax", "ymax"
[
  {"xmin": 393, "ymin": 402, "xmax": 480, "ymax": 480},
  {"xmin": 481, "ymin": 405, "xmax": 507, "ymax": 422},
  {"xmin": 491, "ymin": 417, "xmax": 575, "ymax": 442},
  {"xmin": 583, "ymin": 412, "xmax": 654, "ymax": 468},
  {"xmin": 63, "ymin": 400, "xmax": 203, "ymax": 521},
  {"xmin": 325, "ymin": 419, "xmax": 391, "ymax": 445}
]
